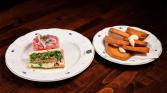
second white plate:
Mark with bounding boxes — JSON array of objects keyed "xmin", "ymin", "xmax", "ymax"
[{"xmin": 93, "ymin": 25, "xmax": 162, "ymax": 65}]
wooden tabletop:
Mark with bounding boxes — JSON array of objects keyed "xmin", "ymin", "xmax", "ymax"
[{"xmin": 0, "ymin": 0, "xmax": 166, "ymax": 93}]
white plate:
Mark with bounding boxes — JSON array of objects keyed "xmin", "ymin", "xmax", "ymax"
[
  {"xmin": 93, "ymin": 25, "xmax": 162, "ymax": 65},
  {"xmin": 5, "ymin": 28, "xmax": 94, "ymax": 82}
]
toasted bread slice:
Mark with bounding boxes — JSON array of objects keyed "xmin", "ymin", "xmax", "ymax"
[{"xmin": 29, "ymin": 49, "xmax": 65, "ymax": 68}]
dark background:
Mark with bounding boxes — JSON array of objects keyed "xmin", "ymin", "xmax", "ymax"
[{"xmin": 0, "ymin": 0, "xmax": 166, "ymax": 93}]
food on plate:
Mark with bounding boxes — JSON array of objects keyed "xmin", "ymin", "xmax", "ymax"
[
  {"xmin": 110, "ymin": 28, "xmax": 130, "ymax": 38},
  {"xmin": 29, "ymin": 34, "xmax": 65, "ymax": 68},
  {"xmin": 104, "ymin": 35, "xmax": 148, "ymax": 47},
  {"xmin": 33, "ymin": 34, "xmax": 59, "ymax": 51},
  {"xmin": 132, "ymin": 40, "xmax": 147, "ymax": 47},
  {"xmin": 104, "ymin": 26, "xmax": 150, "ymax": 60},
  {"xmin": 105, "ymin": 43, "xmax": 131, "ymax": 60},
  {"xmin": 104, "ymin": 35, "xmax": 129, "ymax": 47},
  {"xmin": 127, "ymin": 27, "xmax": 148, "ymax": 40},
  {"xmin": 29, "ymin": 49, "xmax": 64, "ymax": 68},
  {"xmin": 122, "ymin": 46, "xmax": 149, "ymax": 53}
]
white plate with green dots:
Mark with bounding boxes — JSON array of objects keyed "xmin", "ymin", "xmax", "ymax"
[
  {"xmin": 93, "ymin": 25, "xmax": 162, "ymax": 65},
  {"xmin": 5, "ymin": 28, "xmax": 94, "ymax": 82}
]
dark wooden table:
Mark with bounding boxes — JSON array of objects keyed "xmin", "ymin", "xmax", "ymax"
[{"xmin": 0, "ymin": 0, "xmax": 166, "ymax": 93}]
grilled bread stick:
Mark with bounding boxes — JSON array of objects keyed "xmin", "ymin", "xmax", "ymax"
[
  {"xmin": 127, "ymin": 27, "xmax": 148, "ymax": 40},
  {"xmin": 122, "ymin": 46, "xmax": 149, "ymax": 53}
]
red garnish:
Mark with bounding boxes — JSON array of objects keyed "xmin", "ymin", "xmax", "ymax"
[{"xmin": 33, "ymin": 34, "xmax": 59, "ymax": 50}]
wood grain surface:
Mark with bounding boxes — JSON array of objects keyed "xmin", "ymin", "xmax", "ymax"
[{"xmin": 0, "ymin": 0, "xmax": 166, "ymax": 93}]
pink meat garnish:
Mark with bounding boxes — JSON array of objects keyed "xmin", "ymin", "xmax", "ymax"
[{"xmin": 33, "ymin": 34, "xmax": 59, "ymax": 51}]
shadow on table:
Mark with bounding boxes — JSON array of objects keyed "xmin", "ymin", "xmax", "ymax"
[
  {"xmin": 2, "ymin": 59, "xmax": 79, "ymax": 88},
  {"xmin": 5, "ymin": 71, "xmax": 78, "ymax": 88},
  {"xmin": 29, "ymin": 77, "xmax": 77, "ymax": 88}
]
